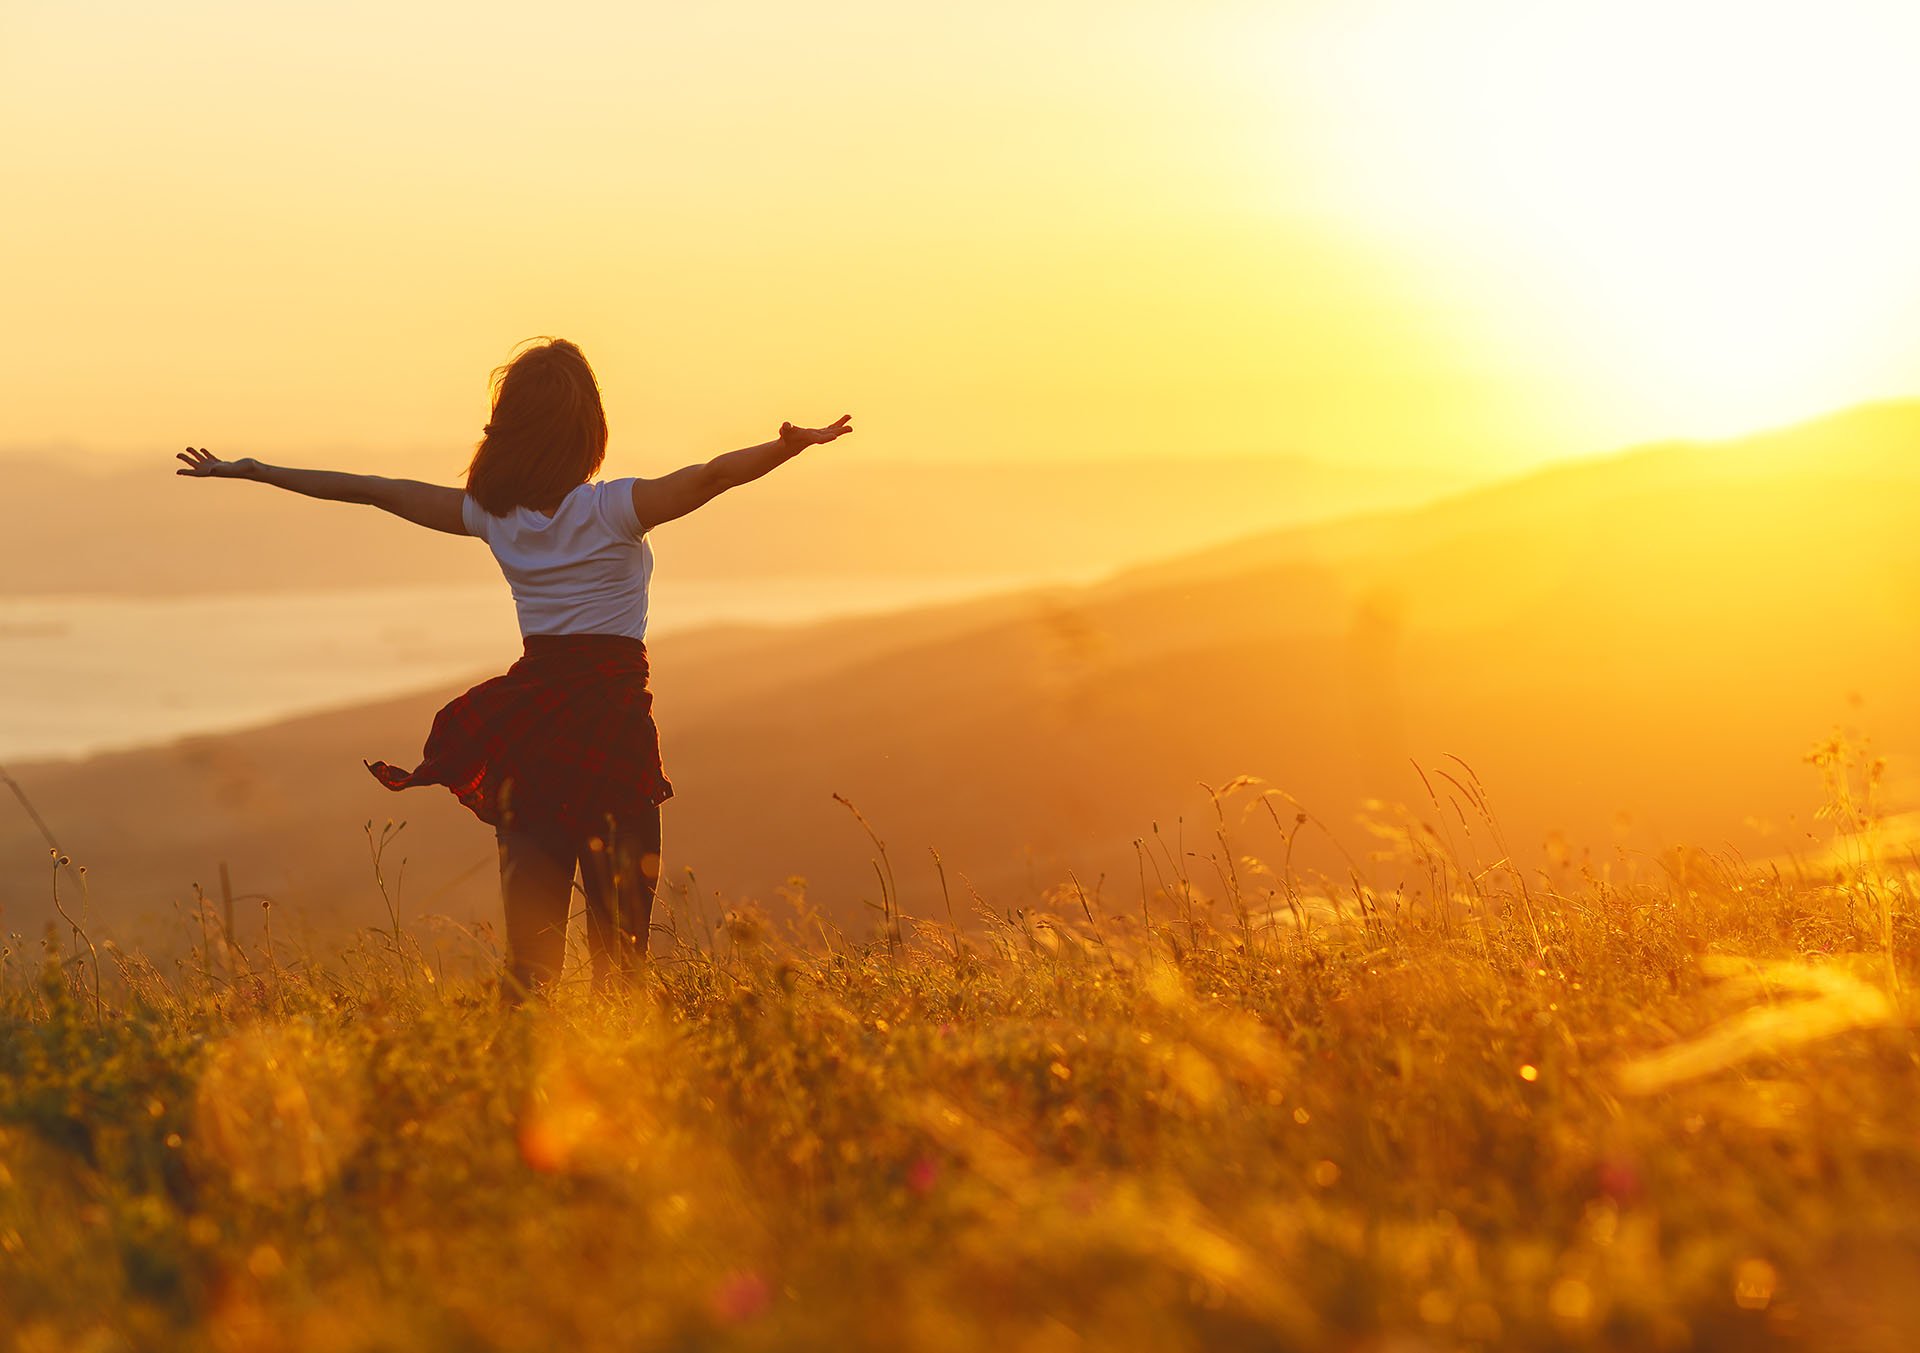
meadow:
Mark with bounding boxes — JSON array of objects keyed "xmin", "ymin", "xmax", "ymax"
[{"xmin": 2, "ymin": 748, "xmax": 1916, "ymax": 1353}]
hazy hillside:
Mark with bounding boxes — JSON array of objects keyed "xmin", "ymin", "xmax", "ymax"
[
  {"xmin": 5, "ymin": 403, "xmax": 1918, "ymax": 950},
  {"xmin": 0, "ymin": 449, "xmax": 1469, "ymax": 595}
]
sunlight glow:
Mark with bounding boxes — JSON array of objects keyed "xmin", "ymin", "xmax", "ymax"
[
  {"xmin": 9, "ymin": 2, "xmax": 1920, "ymax": 467},
  {"xmin": 1261, "ymin": 0, "xmax": 1920, "ymax": 441}
]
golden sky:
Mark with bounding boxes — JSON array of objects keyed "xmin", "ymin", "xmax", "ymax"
[{"xmin": 7, "ymin": 0, "xmax": 1920, "ymax": 473}]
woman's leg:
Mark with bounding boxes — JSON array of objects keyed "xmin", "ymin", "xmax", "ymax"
[
  {"xmin": 578, "ymin": 804, "xmax": 663, "ymax": 987},
  {"xmin": 496, "ymin": 824, "xmax": 578, "ymax": 1000}
]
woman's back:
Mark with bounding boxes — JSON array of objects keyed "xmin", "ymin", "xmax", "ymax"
[
  {"xmin": 463, "ymin": 478, "xmax": 653, "ymax": 640},
  {"xmin": 177, "ymin": 332, "xmax": 849, "ymax": 996}
]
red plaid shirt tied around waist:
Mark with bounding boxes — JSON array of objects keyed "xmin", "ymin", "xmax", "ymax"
[{"xmin": 365, "ymin": 632, "xmax": 672, "ymax": 843}]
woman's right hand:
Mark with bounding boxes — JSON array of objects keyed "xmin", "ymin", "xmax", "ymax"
[
  {"xmin": 174, "ymin": 447, "xmax": 259, "ymax": 479},
  {"xmin": 777, "ymin": 415, "xmax": 853, "ymax": 451}
]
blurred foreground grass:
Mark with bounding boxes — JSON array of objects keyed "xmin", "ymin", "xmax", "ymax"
[{"xmin": 3, "ymin": 764, "xmax": 1919, "ymax": 1352}]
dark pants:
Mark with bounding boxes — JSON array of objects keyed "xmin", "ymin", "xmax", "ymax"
[{"xmin": 495, "ymin": 805, "xmax": 663, "ymax": 998}]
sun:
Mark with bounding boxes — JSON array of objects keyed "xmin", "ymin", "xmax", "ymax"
[{"xmin": 1256, "ymin": 0, "xmax": 1920, "ymax": 442}]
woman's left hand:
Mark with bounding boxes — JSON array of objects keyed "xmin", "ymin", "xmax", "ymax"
[
  {"xmin": 778, "ymin": 415, "xmax": 853, "ymax": 450},
  {"xmin": 175, "ymin": 448, "xmax": 260, "ymax": 479}
]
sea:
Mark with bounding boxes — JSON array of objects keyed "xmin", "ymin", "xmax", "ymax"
[{"xmin": 0, "ymin": 573, "xmax": 1068, "ymax": 764}]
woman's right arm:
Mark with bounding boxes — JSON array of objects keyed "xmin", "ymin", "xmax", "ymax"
[
  {"xmin": 175, "ymin": 448, "xmax": 469, "ymax": 536},
  {"xmin": 629, "ymin": 416, "xmax": 853, "ymax": 531}
]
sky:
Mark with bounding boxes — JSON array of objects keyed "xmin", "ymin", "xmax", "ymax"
[{"xmin": 7, "ymin": 0, "xmax": 1920, "ymax": 475}]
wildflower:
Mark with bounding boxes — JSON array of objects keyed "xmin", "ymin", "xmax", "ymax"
[
  {"xmin": 709, "ymin": 1270, "xmax": 772, "ymax": 1323},
  {"xmin": 1595, "ymin": 1155, "xmax": 1643, "ymax": 1203}
]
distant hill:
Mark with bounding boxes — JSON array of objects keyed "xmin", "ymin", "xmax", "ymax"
[
  {"xmin": 4, "ymin": 402, "xmax": 1918, "ymax": 951},
  {"xmin": 0, "ymin": 449, "xmax": 1470, "ymax": 595}
]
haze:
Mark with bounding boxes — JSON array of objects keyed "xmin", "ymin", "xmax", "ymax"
[
  {"xmin": 6, "ymin": 0, "xmax": 1920, "ymax": 937},
  {"xmin": 11, "ymin": 0, "xmax": 1920, "ymax": 475}
]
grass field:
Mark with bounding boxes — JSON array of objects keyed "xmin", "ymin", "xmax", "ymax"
[{"xmin": 3, "ymin": 755, "xmax": 1917, "ymax": 1352}]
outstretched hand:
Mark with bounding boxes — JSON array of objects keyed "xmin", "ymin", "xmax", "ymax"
[
  {"xmin": 778, "ymin": 415, "xmax": 853, "ymax": 451},
  {"xmin": 174, "ymin": 447, "xmax": 259, "ymax": 479}
]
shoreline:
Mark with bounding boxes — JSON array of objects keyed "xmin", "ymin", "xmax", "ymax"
[{"xmin": 0, "ymin": 568, "xmax": 1098, "ymax": 769}]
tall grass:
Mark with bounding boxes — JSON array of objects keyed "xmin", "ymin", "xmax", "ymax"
[{"xmin": 1, "ymin": 753, "xmax": 1916, "ymax": 1351}]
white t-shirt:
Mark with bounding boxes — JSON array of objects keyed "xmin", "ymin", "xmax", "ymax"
[{"xmin": 462, "ymin": 478, "xmax": 654, "ymax": 640}]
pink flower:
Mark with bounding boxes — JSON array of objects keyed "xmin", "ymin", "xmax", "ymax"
[
  {"xmin": 1596, "ymin": 1155, "xmax": 1643, "ymax": 1204},
  {"xmin": 709, "ymin": 1270, "xmax": 772, "ymax": 1323}
]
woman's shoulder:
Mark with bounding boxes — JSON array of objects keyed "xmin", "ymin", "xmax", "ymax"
[
  {"xmin": 585, "ymin": 476, "xmax": 645, "ymax": 537},
  {"xmin": 485, "ymin": 480, "xmax": 641, "ymax": 538},
  {"xmin": 460, "ymin": 491, "xmax": 493, "ymax": 540}
]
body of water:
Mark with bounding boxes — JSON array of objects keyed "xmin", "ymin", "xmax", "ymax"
[{"xmin": 0, "ymin": 573, "xmax": 1066, "ymax": 763}]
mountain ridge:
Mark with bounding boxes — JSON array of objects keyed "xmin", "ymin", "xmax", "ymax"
[
  {"xmin": 0, "ymin": 449, "xmax": 1472, "ymax": 596},
  {"xmin": 4, "ymin": 398, "xmax": 1916, "ymax": 949}
]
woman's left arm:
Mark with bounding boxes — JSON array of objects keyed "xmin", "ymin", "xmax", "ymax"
[{"xmin": 175, "ymin": 448, "xmax": 469, "ymax": 535}]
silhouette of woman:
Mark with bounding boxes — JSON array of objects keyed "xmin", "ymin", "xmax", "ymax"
[{"xmin": 175, "ymin": 337, "xmax": 852, "ymax": 996}]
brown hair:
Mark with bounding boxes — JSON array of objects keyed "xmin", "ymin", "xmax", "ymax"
[{"xmin": 465, "ymin": 337, "xmax": 609, "ymax": 516}]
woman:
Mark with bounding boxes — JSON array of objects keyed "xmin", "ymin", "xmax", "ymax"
[{"xmin": 175, "ymin": 337, "xmax": 852, "ymax": 995}]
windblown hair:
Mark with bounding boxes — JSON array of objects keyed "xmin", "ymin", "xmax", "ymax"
[{"xmin": 465, "ymin": 338, "xmax": 609, "ymax": 516}]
